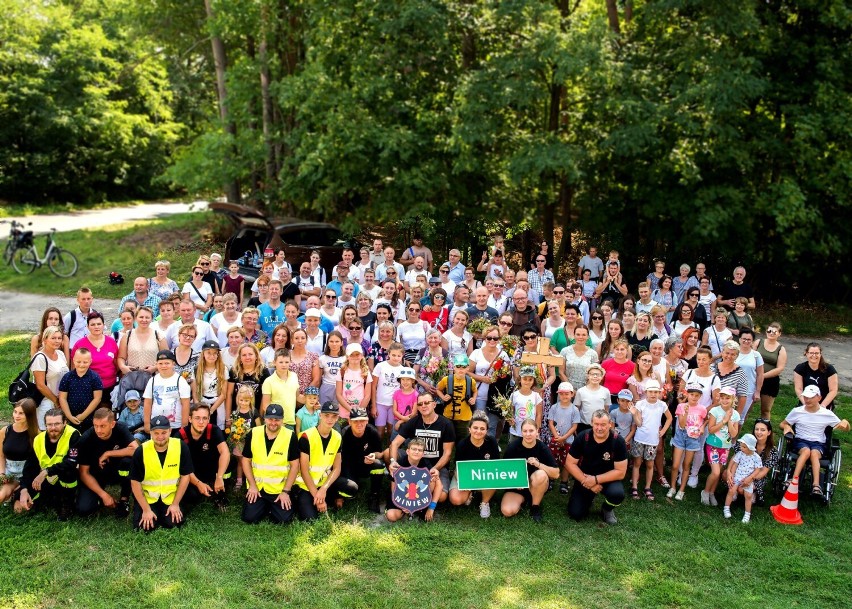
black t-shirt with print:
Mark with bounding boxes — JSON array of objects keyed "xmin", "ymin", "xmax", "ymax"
[{"xmin": 568, "ymin": 429, "xmax": 627, "ymax": 476}]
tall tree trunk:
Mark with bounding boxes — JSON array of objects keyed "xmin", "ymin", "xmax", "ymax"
[
  {"xmin": 245, "ymin": 35, "xmax": 263, "ymax": 199},
  {"xmin": 625, "ymin": 1, "xmax": 634, "ymax": 24},
  {"xmin": 605, "ymin": 0, "xmax": 621, "ymax": 34},
  {"xmin": 203, "ymin": 0, "xmax": 241, "ymax": 203},
  {"xmin": 555, "ymin": 178, "xmax": 573, "ymax": 276},
  {"xmin": 259, "ymin": 0, "xmax": 278, "ymax": 191}
]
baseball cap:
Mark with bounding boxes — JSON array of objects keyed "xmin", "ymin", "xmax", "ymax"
[
  {"xmin": 201, "ymin": 340, "xmax": 220, "ymax": 351},
  {"xmin": 644, "ymin": 379, "xmax": 662, "ymax": 392},
  {"xmin": 398, "ymin": 368, "xmax": 415, "ymax": 379},
  {"xmin": 321, "ymin": 401, "xmax": 340, "ymax": 414},
  {"xmin": 738, "ymin": 433, "xmax": 757, "ymax": 451},
  {"xmin": 557, "ymin": 382, "xmax": 575, "ymax": 394},
  {"xmin": 156, "ymin": 349, "xmax": 176, "ymax": 362},
  {"xmin": 346, "ymin": 343, "xmax": 363, "ymax": 356},
  {"xmin": 801, "ymin": 385, "xmax": 821, "ymax": 398},
  {"xmin": 304, "ymin": 386, "xmax": 320, "ymax": 396},
  {"xmin": 519, "ymin": 365, "xmax": 536, "ymax": 378},
  {"xmin": 124, "ymin": 390, "xmax": 141, "ymax": 403},
  {"xmin": 453, "ymin": 354, "xmax": 469, "ymax": 367},
  {"xmin": 305, "ymin": 308, "xmax": 322, "ymax": 318},
  {"xmin": 264, "ymin": 404, "xmax": 284, "ymax": 419},
  {"xmin": 719, "ymin": 387, "xmax": 736, "ymax": 396},
  {"xmin": 685, "ymin": 382, "xmax": 703, "ymax": 393},
  {"xmin": 349, "ymin": 408, "xmax": 369, "ymax": 421},
  {"xmin": 617, "ymin": 389, "xmax": 633, "ymax": 401},
  {"xmin": 150, "ymin": 415, "xmax": 171, "ymax": 430}
]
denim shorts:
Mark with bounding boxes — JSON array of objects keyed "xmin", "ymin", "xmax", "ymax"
[
  {"xmin": 671, "ymin": 427, "xmax": 702, "ymax": 451},
  {"xmin": 791, "ymin": 438, "xmax": 826, "ymax": 455}
]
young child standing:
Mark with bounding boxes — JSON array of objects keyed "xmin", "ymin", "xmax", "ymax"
[
  {"xmin": 229, "ymin": 384, "xmax": 261, "ymax": 489},
  {"xmin": 667, "ymin": 383, "xmax": 709, "ymax": 500},
  {"xmin": 318, "ymin": 331, "xmax": 346, "ymax": 406},
  {"xmin": 437, "ymin": 354, "xmax": 478, "ymax": 442},
  {"xmin": 58, "ymin": 348, "xmax": 103, "ymax": 432},
  {"xmin": 612, "ymin": 389, "xmax": 636, "ymax": 449},
  {"xmin": 548, "ymin": 382, "xmax": 581, "ymax": 494},
  {"xmin": 573, "ymin": 364, "xmax": 611, "ymax": 434},
  {"xmin": 223, "ymin": 260, "xmax": 245, "ymax": 309},
  {"xmin": 260, "ymin": 349, "xmax": 300, "ymax": 427},
  {"xmin": 118, "ymin": 389, "xmax": 146, "ymax": 442},
  {"xmin": 295, "ymin": 386, "xmax": 321, "ymax": 434},
  {"xmin": 372, "ymin": 342, "xmax": 406, "ymax": 440},
  {"xmin": 336, "ymin": 343, "xmax": 372, "ymax": 422},
  {"xmin": 392, "ymin": 368, "xmax": 419, "ymax": 434},
  {"xmin": 724, "ymin": 433, "xmax": 763, "ymax": 523},
  {"xmin": 508, "ymin": 367, "xmax": 543, "ymax": 439},
  {"xmin": 628, "ymin": 380, "xmax": 672, "ymax": 500},
  {"xmin": 701, "ymin": 387, "xmax": 741, "ymax": 506}
]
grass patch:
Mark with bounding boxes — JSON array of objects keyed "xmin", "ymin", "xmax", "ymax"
[
  {"xmin": 752, "ymin": 302, "xmax": 850, "ymax": 337},
  {"xmin": 0, "ymin": 212, "xmax": 227, "ymax": 299},
  {"xmin": 1, "ymin": 331, "xmax": 850, "ymax": 609}
]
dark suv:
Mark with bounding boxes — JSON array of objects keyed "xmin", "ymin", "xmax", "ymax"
[{"xmin": 211, "ymin": 202, "xmax": 360, "ymax": 279}]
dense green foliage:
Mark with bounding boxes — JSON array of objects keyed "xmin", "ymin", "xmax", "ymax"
[{"xmin": 1, "ymin": 1, "xmax": 850, "ymax": 296}]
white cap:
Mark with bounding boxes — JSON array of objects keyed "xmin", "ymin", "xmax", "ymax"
[
  {"xmin": 557, "ymin": 381, "xmax": 574, "ymax": 393},
  {"xmin": 305, "ymin": 308, "xmax": 322, "ymax": 318},
  {"xmin": 345, "ymin": 343, "xmax": 363, "ymax": 356},
  {"xmin": 738, "ymin": 433, "xmax": 757, "ymax": 451},
  {"xmin": 801, "ymin": 385, "xmax": 821, "ymax": 399},
  {"xmin": 398, "ymin": 368, "xmax": 415, "ymax": 379},
  {"xmin": 644, "ymin": 379, "xmax": 661, "ymax": 392}
]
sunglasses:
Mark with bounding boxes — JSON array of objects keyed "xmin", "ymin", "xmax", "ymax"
[
  {"xmin": 193, "ymin": 271, "xmax": 204, "ymax": 276},
  {"xmin": 348, "ymin": 326, "xmax": 361, "ymax": 331},
  {"xmin": 325, "ymin": 294, "xmax": 337, "ymax": 299},
  {"xmin": 417, "ymin": 400, "xmax": 434, "ymax": 406},
  {"xmin": 536, "ymin": 259, "xmax": 546, "ymax": 263},
  {"xmin": 409, "ymin": 308, "xmax": 421, "ymax": 312},
  {"xmin": 433, "ymin": 295, "xmax": 445, "ymax": 300},
  {"xmin": 440, "ymin": 269, "xmax": 449, "ymax": 273},
  {"xmin": 591, "ymin": 316, "xmax": 603, "ymax": 320},
  {"xmin": 766, "ymin": 328, "xmax": 778, "ymax": 334},
  {"xmin": 485, "ymin": 336, "xmax": 499, "ymax": 342},
  {"xmin": 553, "ymin": 290, "xmax": 565, "ymax": 295},
  {"xmin": 200, "ymin": 262, "xmax": 210, "ymax": 266},
  {"xmin": 498, "ymin": 321, "xmax": 512, "ymax": 326},
  {"xmin": 523, "ymin": 335, "xmax": 537, "ymax": 340},
  {"xmin": 386, "ymin": 271, "xmax": 397, "ymax": 274}
]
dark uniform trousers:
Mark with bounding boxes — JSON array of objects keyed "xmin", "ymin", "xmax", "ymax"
[{"xmin": 76, "ymin": 457, "xmax": 132, "ymax": 516}]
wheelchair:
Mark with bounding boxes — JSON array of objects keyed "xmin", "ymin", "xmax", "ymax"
[{"xmin": 771, "ymin": 425, "xmax": 842, "ymax": 505}]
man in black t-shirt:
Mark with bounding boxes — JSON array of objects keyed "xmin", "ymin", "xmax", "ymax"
[
  {"xmin": 390, "ymin": 394, "xmax": 455, "ymax": 504},
  {"xmin": 77, "ymin": 408, "xmax": 138, "ymax": 518},
  {"xmin": 566, "ymin": 409, "xmax": 627, "ymax": 524},
  {"xmin": 179, "ymin": 403, "xmax": 231, "ymax": 511},
  {"xmin": 718, "ymin": 266, "xmax": 755, "ymax": 310},
  {"xmin": 340, "ymin": 408, "xmax": 385, "ymax": 513}
]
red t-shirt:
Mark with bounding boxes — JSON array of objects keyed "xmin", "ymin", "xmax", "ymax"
[{"xmin": 601, "ymin": 359, "xmax": 635, "ymax": 396}]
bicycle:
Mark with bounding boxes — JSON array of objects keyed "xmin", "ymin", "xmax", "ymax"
[
  {"xmin": 11, "ymin": 227, "xmax": 79, "ymax": 277},
  {"xmin": 1, "ymin": 219, "xmax": 33, "ymax": 266}
]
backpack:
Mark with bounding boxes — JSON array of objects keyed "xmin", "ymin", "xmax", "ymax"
[
  {"xmin": 179, "ymin": 423, "xmax": 212, "ymax": 443},
  {"xmin": 8, "ymin": 353, "xmax": 48, "ymax": 404}
]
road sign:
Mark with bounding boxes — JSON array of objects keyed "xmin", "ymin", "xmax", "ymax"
[{"xmin": 455, "ymin": 459, "xmax": 529, "ymax": 491}]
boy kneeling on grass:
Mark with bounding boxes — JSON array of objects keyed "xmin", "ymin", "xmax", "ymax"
[{"xmin": 387, "ymin": 439, "xmax": 441, "ymax": 522}]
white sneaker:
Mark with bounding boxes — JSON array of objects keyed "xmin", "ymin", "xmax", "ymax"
[
  {"xmin": 675, "ymin": 491, "xmax": 685, "ymax": 501},
  {"xmin": 742, "ymin": 512, "xmax": 751, "ymax": 523},
  {"xmin": 700, "ymin": 490, "xmax": 710, "ymax": 505},
  {"xmin": 479, "ymin": 502, "xmax": 491, "ymax": 519},
  {"xmin": 709, "ymin": 494, "xmax": 718, "ymax": 507},
  {"xmin": 723, "ymin": 507, "xmax": 731, "ymax": 519},
  {"xmin": 667, "ymin": 488, "xmax": 676, "ymax": 499},
  {"xmin": 687, "ymin": 475, "xmax": 699, "ymax": 488}
]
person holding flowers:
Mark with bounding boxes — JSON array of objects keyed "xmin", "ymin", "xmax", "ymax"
[
  {"xmin": 414, "ymin": 329, "xmax": 449, "ymax": 397},
  {"xmin": 468, "ymin": 325, "xmax": 513, "ymax": 439}
]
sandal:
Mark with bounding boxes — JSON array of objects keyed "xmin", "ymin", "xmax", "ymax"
[
  {"xmin": 644, "ymin": 488, "xmax": 655, "ymax": 501},
  {"xmin": 812, "ymin": 486, "xmax": 823, "ymax": 497},
  {"xmin": 631, "ymin": 487, "xmax": 640, "ymax": 499},
  {"xmin": 658, "ymin": 476, "xmax": 671, "ymax": 489},
  {"xmin": 234, "ymin": 478, "xmax": 243, "ymax": 490}
]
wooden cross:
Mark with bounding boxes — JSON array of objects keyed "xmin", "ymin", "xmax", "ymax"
[{"xmin": 520, "ymin": 337, "xmax": 564, "ymax": 367}]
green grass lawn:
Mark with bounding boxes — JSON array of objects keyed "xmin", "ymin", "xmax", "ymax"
[
  {"xmin": 0, "ymin": 212, "xmax": 227, "ymax": 299},
  {"xmin": 754, "ymin": 302, "xmax": 850, "ymax": 337},
  {"xmin": 1, "ymin": 329, "xmax": 850, "ymax": 608}
]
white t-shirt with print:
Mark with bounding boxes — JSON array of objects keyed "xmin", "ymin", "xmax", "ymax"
[
  {"xmin": 144, "ymin": 372, "xmax": 191, "ymax": 429},
  {"xmin": 372, "ymin": 361, "xmax": 405, "ymax": 405}
]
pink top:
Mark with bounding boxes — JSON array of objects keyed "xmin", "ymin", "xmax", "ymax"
[
  {"xmin": 72, "ymin": 335, "xmax": 119, "ymax": 389},
  {"xmin": 339, "ymin": 367, "xmax": 371, "ymax": 419},
  {"xmin": 393, "ymin": 389, "xmax": 419, "ymax": 418},
  {"xmin": 601, "ymin": 359, "xmax": 635, "ymax": 396}
]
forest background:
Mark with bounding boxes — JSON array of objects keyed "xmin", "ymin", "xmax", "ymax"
[{"xmin": 1, "ymin": 0, "xmax": 849, "ymax": 300}]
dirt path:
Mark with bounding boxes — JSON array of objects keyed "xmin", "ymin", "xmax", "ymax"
[{"xmin": 2, "ymin": 200, "xmax": 208, "ymax": 235}]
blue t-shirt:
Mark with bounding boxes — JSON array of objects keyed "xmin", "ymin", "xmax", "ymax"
[
  {"xmin": 295, "ymin": 407, "xmax": 320, "ymax": 432},
  {"xmin": 58, "ymin": 369, "xmax": 103, "ymax": 416},
  {"xmin": 258, "ymin": 302, "xmax": 286, "ymax": 335}
]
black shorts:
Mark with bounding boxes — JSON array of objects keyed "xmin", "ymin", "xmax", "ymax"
[
  {"xmin": 505, "ymin": 488, "xmax": 533, "ymax": 505},
  {"xmin": 761, "ymin": 376, "xmax": 780, "ymax": 398}
]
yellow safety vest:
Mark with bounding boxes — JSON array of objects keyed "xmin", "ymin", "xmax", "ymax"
[
  {"xmin": 250, "ymin": 426, "xmax": 294, "ymax": 495},
  {"xmin": 296, "ymin": 427, "xmax": 341, "ymax": 490},
  {"xmin": 140, "ymin": 438, "xmax": 182, "ymax": 505},
  {"xmin": 33, "ymin": 425, "xmax": 78, "ymax": 489}
]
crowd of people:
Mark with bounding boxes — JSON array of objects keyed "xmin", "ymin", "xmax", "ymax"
[{"xmin": 1, "ymin": 238, "xmax": 847, "ymax": 528}]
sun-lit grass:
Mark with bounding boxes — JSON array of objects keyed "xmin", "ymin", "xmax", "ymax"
[{"xmin": 753, "ymin": 302, "xmax": 850, "ymax": 336}]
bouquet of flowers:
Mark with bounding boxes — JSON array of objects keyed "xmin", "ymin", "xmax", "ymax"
[
  {"xmin": 421, "ymin": 354, "xmax": 448, "ymax": 385},
  {"xmin": 466, "ymin": 316, "xmax": 492, "ymax": 337},
  {"xmin": 492, "ymin": 390, "xmax": 514, "ymax": 420},
  {"xmin": 490, "ymin": 356, "xmax": 512, "ymax": 382},
  {"xmin": 499, "ymin": 334, "xmax": 520, "ymax": 359},
  {"xmin": 228, "ymin": 416, "xmax": 250, "ymax": 448}
]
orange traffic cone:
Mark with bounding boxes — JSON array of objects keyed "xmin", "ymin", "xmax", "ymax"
[{"xmin": 770, "ymin": 476, "xmax": 804, "ymax": 525}]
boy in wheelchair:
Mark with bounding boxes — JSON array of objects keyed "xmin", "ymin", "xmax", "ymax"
[{"xmin": 779, "ymin": 385, "xmax": 849, "ymax": 497}]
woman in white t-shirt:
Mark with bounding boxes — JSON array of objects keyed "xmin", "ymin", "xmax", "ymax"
[
  {"xmin": 442, "ymin": 310, "xmax": 473, "ymax": 359},
  {"xmin": 182, "ymin": 265, "xmax": 214, "ymax": 319},
  {"xmin": 671, "ymin": 302, "xmax": 699, "ymax": 338},
  {"xmin": 396, "ymin": 303, "xmax": 428, "ymax": 364},
  {"xmin": 31, "ymin": 326, "xmax": 70, "ymax": 430},
  {"xmin": 703, "ymin": 310, "xmax": 732, "ymax": 359}
]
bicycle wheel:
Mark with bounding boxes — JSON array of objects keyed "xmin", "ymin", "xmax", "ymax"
[
  {"xmin": 3, "ymin": 240, "xmax": 14, "ymax": 265},
  {"xmin": 11, "ymin": 246, "xmax": 37, "ymax": 274},
  {"xmin": 48, "ymin": 248, "xmax": 79, "ymax": 277}
]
